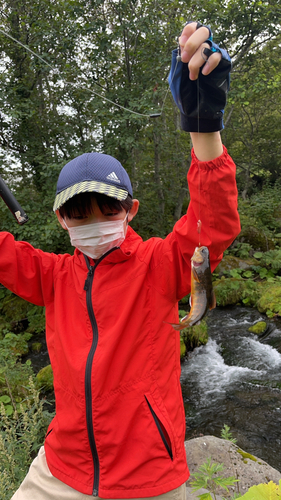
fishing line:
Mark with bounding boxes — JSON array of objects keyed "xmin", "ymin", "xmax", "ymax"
[
  {"xmin": 177, "ymin": 44, "xmax": 202, "ymax": 247},
  {"xmin": 196, "ymin": 76, "xmax": 202, "ymax": 247},
  {"xmin": 0, "ymin": 27, "xmax": 178, "ymax": 119}
]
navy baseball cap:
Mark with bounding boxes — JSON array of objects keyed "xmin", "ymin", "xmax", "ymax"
[{"xmin": 53, "ymin": 152, "xmax": 133, "ymax": 211}]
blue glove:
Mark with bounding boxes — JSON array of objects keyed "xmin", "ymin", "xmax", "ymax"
[{"xmin": 168, "ymin": 24, "xmax": 231, "ymax": 133}]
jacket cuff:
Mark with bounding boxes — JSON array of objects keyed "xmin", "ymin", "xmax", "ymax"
[{"xmin": 180, "ymin": 112, "xmax": 223, "ymax": 133}]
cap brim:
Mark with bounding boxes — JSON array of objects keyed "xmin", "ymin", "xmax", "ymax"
[{"xmin": 53, "ymin": 180, "xmax": 128, "ymax": 211}]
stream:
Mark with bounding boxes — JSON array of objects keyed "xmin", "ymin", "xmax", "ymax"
[{"xmin": 181, "ymin": 305, "xmax": 281, "ymax": 472}]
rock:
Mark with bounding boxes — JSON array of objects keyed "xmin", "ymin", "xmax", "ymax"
[
  {"xmin": 181, "ymin": 321, "xmax": 208, "ymax": 352},
  {"xmin": 215, "ymin": 254, "xmax": 259, "ymax": 277},
  {"xmin": 185, "ymin": 436, "xmax": 281, "ymax": 499},
  {"xmin": 248, "ymin": 321, "xmax": 267, "ymax": 335},
  {"xmin": 257, "ymin": 284, "xmax": 281, "ymax": 318},
  {"xmin": 237, "ymin": 226, "xmax": 275, "ymax": 252},
  {"xmin": 36, "ymin": 364, "xmax": 54, "ymax": 391}
]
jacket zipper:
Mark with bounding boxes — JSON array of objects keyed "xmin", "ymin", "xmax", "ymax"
[{"xmin": 83, "ymin": 249, "xmax": 117, "ymax": 496}]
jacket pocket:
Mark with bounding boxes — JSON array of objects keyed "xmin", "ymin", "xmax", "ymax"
[
  {"xmin": 144, "ymin": 395, "xmax": 173, "ymax": 460},
  {"xmin": 45, "ymin": 427, "xmax": 53, "ymax": 440}
]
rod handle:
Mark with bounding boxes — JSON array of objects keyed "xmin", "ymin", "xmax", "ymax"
[{"xmin": 0, "ymin": 176, "xmax": 28, "ymax": 225}]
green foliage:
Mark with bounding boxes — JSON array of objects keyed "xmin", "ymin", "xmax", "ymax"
[
  {"xmin": 190, "ymin": 457, "xmax": 238, "ymax": 500},
  {"xmin": 0, "ymin": 395, "xmax": 13, "ymax": 416},
  {"xmin": 239, "ymin": 185, "xmax": 281, "ymax": 234},
  {"xmin": 237, "ymin": 480, "xmax": 281, "ymax": 500},
  {"xmin": 0, "ymin": 377, "xmax": 54, "ymax": 500},
  {"xmin": 0, "ymin": 332, "xmax": 35, "ymax": 413},
  {"xmin": 0, "ymin": 331, "xmax": 31, "ymax": 356},
  {"xmin": 213, "ymin": 277, "xmax": 262, "ymax": 308},
  {"xmin": 0, "ymin": 287, "xmax": 45, "ymax": 336},
  {"xmin": 226, "ymin": 243, "xmax": 253, "ymax": 260},
  {"xmin": 213, "ymin": 273, "xmax": 281, "ymax": 319},
  {"xmin": 258, "ymin": 249, "xmax": 281, "ymax": 272},
  {"xmin": 214, "ymin": 226, "xmax": 281, "ymax": 314},
  {"xmin": 0, "ymin": 0, "xmax": 280, "ymax": 242},
  {"xmin": 220, "ymin": 424, "xmax": 237, "ymax": 445},
  {"xmin": 26, "ymin": 306, "xmax": 46, "ymax": 335}
]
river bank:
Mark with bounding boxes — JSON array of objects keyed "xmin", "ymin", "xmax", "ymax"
[{"xmin": 185, "ymin": 435, "xmax": 281, "ymax": 499}]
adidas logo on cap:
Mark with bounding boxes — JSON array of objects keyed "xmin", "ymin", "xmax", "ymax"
[{"xmin": 106, "ymin": 172, "xmax": 121, "ymax": 183}]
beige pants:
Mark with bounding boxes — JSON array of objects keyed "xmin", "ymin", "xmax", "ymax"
[{"xmin": 11, "ymin": 446, "xmax": 187, "ymax": 500}]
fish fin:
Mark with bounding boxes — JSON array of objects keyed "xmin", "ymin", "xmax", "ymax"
[
  {"xmin": 189, "ymin": 295, "xmax": 192, "ymax": 308},
  {"xmin": 165, "ymin": 319, "xmax": 192, "ymax": 331},
  {"xmin": 167, "ymin": 322, "xmax": 183, "ymax": 331},
  {"xmin": 192, "ymin": 268, "xmax": 200, "ymax": 283},
  {"xmin": 164, "ymin": 320, "xmax": 182, "ymax": 331},
  {"xmin": 209, "ymin": 290, "xmax": 216, "ymax": 310}
]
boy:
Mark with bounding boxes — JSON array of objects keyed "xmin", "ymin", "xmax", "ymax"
[{"xmin": 7, "ymin": 21, "xmax": 240, "ymax": 500}]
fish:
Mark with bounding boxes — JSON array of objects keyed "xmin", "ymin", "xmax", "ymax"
[{"xmin": 171, "ymin": 246, "xmax": 216, "ymax": 331}]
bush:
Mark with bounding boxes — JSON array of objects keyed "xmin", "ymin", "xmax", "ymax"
[
  {"xmin": 0, "ymin": 377, "xmax": 54, "ymax": 500},
  {"xmin": 0, "ymin": 333, "xmax": 35, "ymax": 412}
]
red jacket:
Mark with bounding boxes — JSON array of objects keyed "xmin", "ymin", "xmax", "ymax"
[{"xmin": 0, "ymin": 147, "xmax": 240, "ymax": 497}]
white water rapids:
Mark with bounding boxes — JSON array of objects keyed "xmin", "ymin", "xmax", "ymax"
[{"xmin": 180, "ymin": 306, "xmax": 281, "ymax": 471}]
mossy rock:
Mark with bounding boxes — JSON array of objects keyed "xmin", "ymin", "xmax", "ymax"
[
  {"xmin": 213, "ymin": 278, "xmax": 269, "ymax": 308},
  {"xmin": 215, "ymin": 255, "xmax": 259, "ymax": 277},
  {"xmin": 237, "ymin": 225, "xmax": 275, "ymax": 251},
  {"xmin": 257, "ymin": 284, "xmax": 281, "ymax": 317},
  {"xmin": 213, "ymin": 278, "xmax": 254, "ymax": 306},
  {"xmin": 36, "ymin": 364, "xmax": 54, "ymax": 391},
  {"xmin": 237, "ymin": 448, "xmax": 257, "ymax": 463},
  {"xmin": 181, "ymin": 320, "xmax": 208, "ymax": 352},
  {"xmin": 248, "ymin": 321, "xmax": 267, "ymax": 335}
]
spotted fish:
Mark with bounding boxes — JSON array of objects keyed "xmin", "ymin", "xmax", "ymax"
[{"xmin": 171, "ymin": 246, "xmax": 216, "ymax": 330}]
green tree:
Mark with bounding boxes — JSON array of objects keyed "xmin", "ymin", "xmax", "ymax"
[{"xmin": 0, "ymin": 0, "xmax": 281, "ymax": 244}]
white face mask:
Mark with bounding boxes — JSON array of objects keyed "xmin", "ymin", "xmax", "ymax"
[{"xmin": 64, "ymin": 213, "xmax": 128, "ymax": 260}]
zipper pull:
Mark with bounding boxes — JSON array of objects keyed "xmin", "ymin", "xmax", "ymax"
[{"xmin": 84, "ymin": 266, "xmax": 94, "ymax": 291}]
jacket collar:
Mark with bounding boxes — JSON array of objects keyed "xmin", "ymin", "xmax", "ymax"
[{"xmin": 75, "ymin": 226, "xmax": 143, "ymax": 266}]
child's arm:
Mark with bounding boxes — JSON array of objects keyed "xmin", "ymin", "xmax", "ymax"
[
  {"xmin": 169, "ymin": 21, "xmax": 231, "ymax": 160},
  {"xmin": 148, "ymin": 21, "xmax": 240, "ymax": 301},
  {"xmin": 178, "ymin": 22, "xmax": 226, "ymax": 161},
  {"xmin": 190, "ymin": 132, "xmax": 223, "ymax": 162},
  {"xmin": 0, "ymin": 232, "xmax": 57, "ymax": 305}
]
